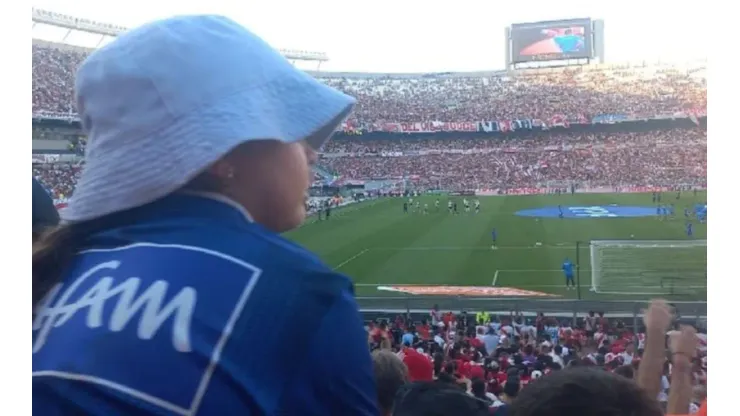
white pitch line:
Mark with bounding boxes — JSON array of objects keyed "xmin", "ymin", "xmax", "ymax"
[
  {"xmin": 492, "ymin": 270, "xmax": 499, "ymax": 286},
  {"xmin": 372, "ymin": 245, "xmax": 577, "ymax": 251},
  {"xmin": 333, "ymin": 249, "xmax": 370, "ymax": 270},
  {"xmin": 355, "ymin": 283, "xmax": 583, "ymax": 288}
]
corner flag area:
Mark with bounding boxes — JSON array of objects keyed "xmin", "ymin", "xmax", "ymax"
[{"xmin": 287, "ymin": 192, "xmax": 707, "ymax": 301}]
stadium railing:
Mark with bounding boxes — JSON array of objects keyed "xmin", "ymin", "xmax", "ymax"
[{"xmin": 356, "ymin": 296, "xmax": 706, "ymax": 328}]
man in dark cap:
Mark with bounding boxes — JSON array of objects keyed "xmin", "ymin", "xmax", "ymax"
[{"xmin": 32, "ymin": 177, "xmax": 59, "ymax": 241}]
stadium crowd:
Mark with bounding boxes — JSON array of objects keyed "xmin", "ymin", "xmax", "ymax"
[
  {"xmin": 369, "ymin": 300, "xmax": 707, "ymax": 415},
  {"xmin": 34, "ymin": 128, "xmax": 706, "ymax": 197},
  {"xmin": 322, "ymin": 129, "xmax": 706, "ymax": 189},
  {"xmin": 33, "ymin": 44, "xmax": 706, "ymax": 197},
  {"xmin": 32, "ymin": 163, "xmax": 80, "ymax": 199}
]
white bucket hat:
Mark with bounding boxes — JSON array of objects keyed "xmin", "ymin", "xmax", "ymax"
[{"xmin": 64, "ymin": 15, "xmax": 355, "ymax": 222}]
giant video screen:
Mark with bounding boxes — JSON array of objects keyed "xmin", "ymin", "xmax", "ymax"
[{"xmin": 511, "ymin": 18, "xmax": 592, "ymax": 63}]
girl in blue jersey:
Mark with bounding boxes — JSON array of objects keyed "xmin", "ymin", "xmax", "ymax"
[{"xmin": 32, "ymin": 16, "xmax": 376, "ymax": 416}]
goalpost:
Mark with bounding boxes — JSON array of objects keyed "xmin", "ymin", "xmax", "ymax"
[{"xmin": 589, "ymin": 240, "xmax": 707, "ymax": 295}]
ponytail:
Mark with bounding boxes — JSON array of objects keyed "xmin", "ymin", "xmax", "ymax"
[
  {"xmin": 32, "ymin": 224, "xmax": 84, "ymax": 314},
  {"xmin": 32, "ymin": 218, "xmax": 112, "ymax": 316}
]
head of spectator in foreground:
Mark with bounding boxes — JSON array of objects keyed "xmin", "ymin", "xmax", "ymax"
[
  {"xmin": 509, "ymin": 367, "xmax": 663, "ymax": 416},
  {"xmin": 614, "ymin": 364, "xmax": 635, "ymax": 379},
  {"xmin": 32, "ymin": 177, "xmax": 59, "ymax": 243},
  {"xmin": 373, "ymin": 350, "xmax": 409, "ymax": 416},
  {"xmin": 392, "ymin": 381, "xmax": 490, "ymax": 416},
  {"xmin": 32, "ymin": 15, "xmax": 375, "ymax": 416}
]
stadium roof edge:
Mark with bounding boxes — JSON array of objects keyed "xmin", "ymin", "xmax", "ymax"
[
  {"xmin": 32, "ymin": 10, "xmax": 329, "ymax": 62},
  {"xmin": 32, "ymin": 8, "xmax": 128, "ymax": 36}
]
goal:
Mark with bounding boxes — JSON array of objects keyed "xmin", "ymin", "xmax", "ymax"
[{"xmin": 589, "ymin": 240, "xmax": 707, "ymax": 295}]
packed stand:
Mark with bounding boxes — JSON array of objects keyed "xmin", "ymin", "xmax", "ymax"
[
  {"xmin": 32, "ymin": 44, "xmax": 88, "ymax": 115},
  {"xmin": 368, "ymin": 300, "xmax": 706, "ymax": 415},
  {"xmin": 323, "ymin": 66, "xmax": 705, "ymax": 125},
  {"xmin": 32, "ymin": 163, "xmax": 81, "ymax": 199},
  {"xmin": 33, "ymin": 44, "xmax": 705, "ymax": 124},
  {"xmin": 322, "ymin": 129, "xmax": 707, "ymax": 189}
]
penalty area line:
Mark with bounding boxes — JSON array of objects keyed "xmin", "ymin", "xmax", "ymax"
[
  {"xmin": 492, "ymin": 270, "xmax": 499, "ymax": 286},
  {"xmin": 372, "ymin": 245, "xmax": 577, "ymax": 251},
  {"xmin": 333, "ymin": 249, "xmax": 370, "ymax": 270},
  {"xmin": 355, "ymin": 283, "xmax": 578, "ymax": 289}
]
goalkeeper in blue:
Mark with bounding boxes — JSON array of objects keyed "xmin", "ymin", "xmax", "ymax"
[{"xmin": 562, "ymin": 258, "xmax": 575, "ymax": 290}]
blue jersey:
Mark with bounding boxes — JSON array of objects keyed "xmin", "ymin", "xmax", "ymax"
[
  {"xmin": 491, "ymin": 229, "xmax": 497, "ymax": 241},
  {"xmin": 32, "ymin": 193, "xmax": 377, "ymax": 416},
  {"xmin": 562, "ymin": 261, "xmax": 574, "ymax": 278},
  {"xmin": 686, "ymin": 223, "xmax": 693, "ymax": 235}
]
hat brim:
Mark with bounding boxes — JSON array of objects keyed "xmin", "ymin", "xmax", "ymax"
[{"xmin": 63, "ymin": 71, "xmax": 355, "ymax": 222}]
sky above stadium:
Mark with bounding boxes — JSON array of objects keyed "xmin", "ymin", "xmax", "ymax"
[{"xmin": 32, "ymin": 0, "xmax": 707, "ymax": 73}]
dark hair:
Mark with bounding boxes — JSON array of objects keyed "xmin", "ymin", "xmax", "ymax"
[
  {"xmin": 509, "ymin": 367, "xmax": 663, "ymax": 416},
  {"xmin": 614, "ymin": 365, "xmax": 635, "ymax": 379},
  {"xmin": 436, "ymin": 371, "xmax": 455, "ymax": 384},
  {"xmin": 393, "ymin": 381, "xmax": 490, "ymax": 416},
  {"xmin": 470, "ymin": 378, "xmax": 489, "ymax": 402},
  {"xmin": 433, "ymin": 352, "xmax": 444, "ymax": 376},
  {"xmin": 502, "ymin": 377, "xmax": 520, "ymax": 398},
  {"xmin": 33, "ymin": 221, "xmax": 99, "ymax": 314}
]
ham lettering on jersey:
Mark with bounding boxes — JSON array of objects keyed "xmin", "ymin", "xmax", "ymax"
[
  {"xmin": 33, "ymin": 260, "xmax": 197, "ymax": 354},
  {"xmin": 32, "ymin": 243, "xmax": 261, "ymax": 412}
]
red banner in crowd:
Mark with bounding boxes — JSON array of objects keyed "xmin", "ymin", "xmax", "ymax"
[{"xmin": 377, "ymin": 115, "xmax": 589, "ymax": 134}]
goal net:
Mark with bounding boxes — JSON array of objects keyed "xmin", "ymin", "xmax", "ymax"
[{"xmin": 590, "ymin": 240, "xmax": 707, "ymax": 295}]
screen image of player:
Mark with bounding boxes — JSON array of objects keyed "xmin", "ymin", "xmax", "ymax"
[{"xmin": 511, "ymin": 19, "xmax": 592, "ymax": 62}]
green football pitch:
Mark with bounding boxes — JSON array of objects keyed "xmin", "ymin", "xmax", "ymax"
[{"xmin": 286, "ymin": 192, "xmax": 707, "ymax": 301}]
